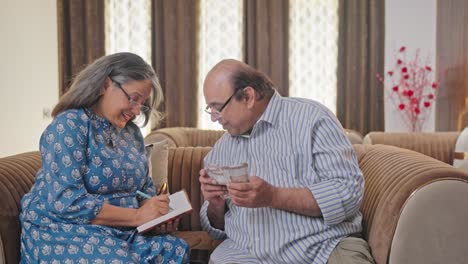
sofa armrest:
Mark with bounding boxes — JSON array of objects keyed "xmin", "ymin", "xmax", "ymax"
[
  {"xmin": 353, "ymin": 144, "xmax": 468, "ymax": 264},
  {"xmin": 389, "ymin": 179, "xmax": 468, "ymax": 264},
  {"xmin": 0, "ymin": 151, "xmax": 41, "ymax": 264}
]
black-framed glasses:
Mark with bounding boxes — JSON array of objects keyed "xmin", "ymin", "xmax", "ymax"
[
  {"xmin": 204, "ymin": 90, "xmax": 237, "ymax": 117},
  {"xmin": 110, "ymin": 78, "xmax": 150, "ymax": 113}
]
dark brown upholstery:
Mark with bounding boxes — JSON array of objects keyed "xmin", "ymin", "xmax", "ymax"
[{"xmin": 363, "ymin": 132, "xmax": 460, "ymax": 164}]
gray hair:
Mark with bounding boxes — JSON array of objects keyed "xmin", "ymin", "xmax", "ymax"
[
  {"xmin": 230, "ymin": 65, "xmax": 275, "ymax": 101},
  {"xmin": 52, "ymin": 52, "xmax": 163, "ymax": 127}
]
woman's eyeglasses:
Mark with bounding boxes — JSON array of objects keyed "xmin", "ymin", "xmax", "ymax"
[{"xmin": 110, "ymin": 78, "xmax": 150, "ymax": 113}]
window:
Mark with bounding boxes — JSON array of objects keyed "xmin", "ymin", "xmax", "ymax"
[
  {"xmin": 104, "ymin": 0, "xmax": 339, "ymax": 131},
  {"xmin": 197, "ymin": 0, "xmax": 244, "ymax": 130},
  {"xmin": 289, "ymin": 0, "xmax": 339, "ymax": 113},
  {"xmin": 105, "ymin": 0, "xmax": 152, "ymax": 135}
]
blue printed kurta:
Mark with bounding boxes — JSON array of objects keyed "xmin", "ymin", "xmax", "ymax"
[{"xmin": 20, "ymin": 108, "xmax": 189, "ymax": 263}]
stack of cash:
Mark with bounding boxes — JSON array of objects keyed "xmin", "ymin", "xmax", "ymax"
[{"xmin": 205, "ymin": 163, "xmax": 250, "ymax": 185}]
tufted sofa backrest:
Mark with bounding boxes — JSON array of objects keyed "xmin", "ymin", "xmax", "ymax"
[
  {"xmin": 0, "ymin": 151, "xmax": 41, "ymax": 264},
  {"xmin": 145, "ymin": 127, "xmax": 225, "ymax": 148},
  {"xmin": 363, "ymin": 132, "xmax": 460, "ymax": 164}
]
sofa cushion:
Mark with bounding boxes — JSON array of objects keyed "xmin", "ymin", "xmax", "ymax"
[
  {"xmin": 353, "ymin": 144, "xmax": 468, "ymax": 264},
  {"xmin": 146, "ymin": 140, "xmax": 169, "ymax": 191},
  {"xmin": 390, "ymin": 180, "xmax": 468, "ymax": 263}
]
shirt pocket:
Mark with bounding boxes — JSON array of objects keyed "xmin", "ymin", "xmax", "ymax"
[{"xmin": 259, "ymin": 153, "xmax": 301, "ymax": 188}]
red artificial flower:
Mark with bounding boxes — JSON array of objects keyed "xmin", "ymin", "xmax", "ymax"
[{"xmin": 377, "ymin": 46, "xmax": 439, "ymax": 131}]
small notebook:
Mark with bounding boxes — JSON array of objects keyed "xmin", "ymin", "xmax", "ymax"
[{"xmin": 136, "ymin": 190, "xmax": 193, "ymax": 233}]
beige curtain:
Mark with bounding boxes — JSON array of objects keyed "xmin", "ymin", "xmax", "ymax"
[
  {"xmin": 57, "ymin": 0, "xmax": 105, "ymax": 95},
  {"xmin": 436, "ymin": 0, "xmax": 468, "ymax": 131},
  {"xmin": 337, "ymin": 0, "xmax": 385, "ymax": 135},
  {"xmin": 244, "ymin": 0, "xmax": 289, "ymax": 96},
  {"xmin": 152, "ymin": 0, "xmax": 199, "ymax": 128}
]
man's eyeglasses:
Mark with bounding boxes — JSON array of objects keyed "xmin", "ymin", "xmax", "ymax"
[
  {"xmin": 110, "ymin": 78, "xmax": 150, "ymax": 113},
  {"xmin": 204, "ymin": 90, "xmax": 237, "ymax": 117}
]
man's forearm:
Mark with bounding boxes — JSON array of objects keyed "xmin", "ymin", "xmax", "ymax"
[
  {"xmin": 270, "ymin": 187, "xmax": 322, "ymax": 217},
  {"xmin": 207, "ymin": 200, "xmax": 227, "ymax": 230}
]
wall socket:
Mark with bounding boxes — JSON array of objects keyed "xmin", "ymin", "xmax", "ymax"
[{"xmin": 42, "ymin": 108, "xmax": 51, "ymax": 119}]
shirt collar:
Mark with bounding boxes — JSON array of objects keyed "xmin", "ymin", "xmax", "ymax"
[
  {"xmin": 227, "ymin": 91, "xmax": 282, "ymax": 139},
  {"xmin": 256, "ymin": 91, "xmax": 282, "ymax": 127}
]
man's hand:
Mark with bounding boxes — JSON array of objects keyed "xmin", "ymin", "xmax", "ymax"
[
  {"xmin": 227, "ymin": 176, "xmax": 276, "ymax": 208},
  {"xmin": 199, "ymin": 168, "xmax": 228, "ymax": 229},
  {"xmin": 199, "ymin": 169, "xmax": 227, "ymax": 205}
]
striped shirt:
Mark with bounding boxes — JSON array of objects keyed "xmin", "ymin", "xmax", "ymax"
[{"xmin": 200, "ymin": 92, "xmax": 364, "ymax": 263}]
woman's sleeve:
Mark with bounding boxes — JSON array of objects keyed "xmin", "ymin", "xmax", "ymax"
[{"xmin": 38, "ymin": 111, "xmax": 104, "ymax": 224}]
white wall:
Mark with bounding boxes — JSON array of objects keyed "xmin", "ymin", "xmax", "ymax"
[
  {"xmin": 0, "ymin": 0, "xmax": 58, "ymax": 157},
  {"xmin": 385, "ymin": 0, "xmax": 437, "ymax": 132}
]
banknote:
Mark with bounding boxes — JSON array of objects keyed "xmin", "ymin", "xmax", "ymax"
[{"xmin": 205, "ymin": 163, "xmax": 249, "ymax": 185}]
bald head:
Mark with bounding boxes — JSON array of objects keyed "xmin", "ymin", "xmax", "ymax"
[
  {"xmin": 203, "ymin": 59, "xmax": 275, "ymax": 135},
  {"xmin": 204, "ymin": 59, "xmax": 275, "ymax": 101},
  {"xmin": 204, "ymin": 59, "xmax": 251, "ymax": 90}
]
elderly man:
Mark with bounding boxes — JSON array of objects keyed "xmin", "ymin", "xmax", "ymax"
[{"xmin": 199, "ymin": 59, "xmax": 374, "ymax": 264}]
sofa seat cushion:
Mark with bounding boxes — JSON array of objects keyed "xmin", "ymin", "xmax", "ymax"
[{"xmin": 173, "ymin": 231, "xmax": 223, "ymax": 250}]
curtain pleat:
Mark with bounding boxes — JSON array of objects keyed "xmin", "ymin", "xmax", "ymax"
[
  {"xmin": 244, "ymin": 0, "xmax": 289, "ymax": 96},
  {"xmin": 57, "ymin": 0, "xmax": 105, "ymax": 96},
  {"xmin": 152, "ymin": 0, "xmax": 199, "ymax": 128},
  {"xmin": 436, "ymin": 0, "xmax": 468, "ymax": 131},
  {"xmin": 337, "ymin": 0, "xmax": 385, "ymax": 135}
]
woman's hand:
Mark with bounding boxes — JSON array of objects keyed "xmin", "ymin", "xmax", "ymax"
[
  {"xmin": 151, "ymin": 217, "xmax": 180, "ymax": 234},
  {"xmin": 135, "ymin": 194, "xmax": 170, "ymax": 225}
]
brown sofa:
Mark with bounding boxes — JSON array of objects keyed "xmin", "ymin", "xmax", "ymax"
[
  {"xmin": 145, "ymin": 127, "xmax": 364, "ymax": 146},
  {"xmin": 2, "ymin": 131, "xmax": 468, "ymax": 263},
  {"xmin": 363, "ymin": 131, "xmax": 461, "ymax": 164}
]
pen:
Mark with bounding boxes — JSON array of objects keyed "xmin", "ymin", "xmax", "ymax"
[
  {"xmin": 136, "ymin": 190, "xmax": 152, "ymax": 199},
  {"xmin": 136, "ymin": 189, "xmax": 174, "ymax": 210}
]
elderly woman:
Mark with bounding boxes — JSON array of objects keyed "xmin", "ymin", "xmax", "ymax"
[{"xmin": 19, "ymin": 52, "xmax": 189, "ymax": 263}]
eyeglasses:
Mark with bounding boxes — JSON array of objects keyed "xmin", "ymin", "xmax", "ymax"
[
  {"xmin": 204, "ymin": 90, "xmax": 237, "ymax": 117},
  {"xmin": 110, "ymin": 78, "xmax": 150, "ymax": 113}
]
